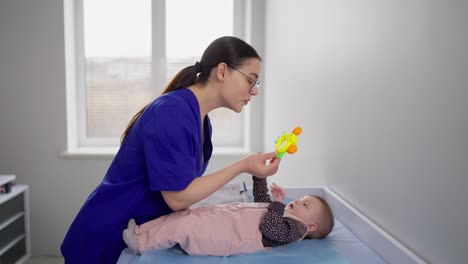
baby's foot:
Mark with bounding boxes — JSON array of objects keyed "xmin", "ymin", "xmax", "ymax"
[
  {"xmin": 128, "ymin": 218, "xmax": 136, "ymax": 231},
  {"xmin": 123, "ymin": 228, "xmax": 139, "ymax": 254}
]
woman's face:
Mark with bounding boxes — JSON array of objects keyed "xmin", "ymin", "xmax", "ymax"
[{"xmin": 221, "ymin": 58, "xmax": 261, "ymax": 113}]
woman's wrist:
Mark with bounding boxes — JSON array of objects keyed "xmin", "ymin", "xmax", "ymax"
[{"xmin": 236, "ymin": 157, "xmax": 250, "ymax": 175}]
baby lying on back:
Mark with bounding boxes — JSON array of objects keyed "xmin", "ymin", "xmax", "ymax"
[{"xmin": 123, "ymin": 176, "xmax": 334, "ymax": 256}]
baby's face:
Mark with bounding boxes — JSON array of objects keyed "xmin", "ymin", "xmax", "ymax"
[{"xmin": 284, "ymin": 196, "xmax": 322, "ymax": 224}]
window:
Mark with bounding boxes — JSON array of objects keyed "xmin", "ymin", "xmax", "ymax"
[
  {"xmin": 82, "ymin": 0, "xmax": 152, "ymax": 143},
  {"xmin": 64, "ymin": 0, "xmax": 263, "ymax": 155}
]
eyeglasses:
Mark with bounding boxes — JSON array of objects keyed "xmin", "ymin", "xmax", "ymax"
[{"xmin": 228, "ymin": 66, "xmax": 260, "ymax": 92}]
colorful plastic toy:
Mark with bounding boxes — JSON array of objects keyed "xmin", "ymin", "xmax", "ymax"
[{"xmin": 275, "ymin": 126, "xmax": 302, "ymax": 158}]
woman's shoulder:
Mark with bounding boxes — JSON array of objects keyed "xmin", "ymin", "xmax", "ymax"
[
  {"xmin": 141, "ymin": 93, "xmax": 185, "ymax": 119},
  {"xmin": 153, "ymin": 90, "xmax": 186, "ymax": 106},
  {"xmin": 140, "ymin": 89, "xmax": 198, "ymax": 127},
  {"xmin": 150, "ymin": 89, "xmax": 197, "ymax": 112}
]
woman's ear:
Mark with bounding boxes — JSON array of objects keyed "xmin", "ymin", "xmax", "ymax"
[{"xmin": 216, "ymin": 62, "xmax": 228, "ymax": 81}]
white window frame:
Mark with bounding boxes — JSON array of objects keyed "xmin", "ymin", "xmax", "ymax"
[{"xmin": 63, "ymin": 0, "xmax": 264, "ymax": 157}]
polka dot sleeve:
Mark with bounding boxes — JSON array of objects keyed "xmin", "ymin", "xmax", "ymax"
[
  {"xmin": 252, "ymin": 176, "xmax": 271, "ymax": 203},
  {"xmin": 259, "ymin": 201, "xmax": 303, "ymax": 247}
]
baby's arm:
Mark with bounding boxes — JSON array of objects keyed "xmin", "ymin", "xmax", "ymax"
[{"xmin": 252, "ymin": 176, "xmax": 272, "ymax": 203}]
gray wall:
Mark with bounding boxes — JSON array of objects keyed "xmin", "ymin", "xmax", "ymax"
[
  {"xmin": 264, "ymin": 0, "xmax": 468, "ymax": 263},
  {"xmin": 1, "ymin": 0, "xmax": 467, "ymax": 263}
]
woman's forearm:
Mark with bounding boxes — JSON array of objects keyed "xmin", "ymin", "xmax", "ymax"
[
  {"xmin": 161, "ymin": 159, "xmax": 246, "ymax": 211},
  {"xmin": 161, "ymin": 151, "xmax": 280, "ymax": 211}
]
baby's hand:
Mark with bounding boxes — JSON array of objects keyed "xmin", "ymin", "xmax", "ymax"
[{"xmin": 270, "ymin": 182, "xmax": 286, "ymax": 203}]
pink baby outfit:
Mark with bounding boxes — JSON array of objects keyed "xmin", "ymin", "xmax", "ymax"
[{"xmin": 134, "ymin": 202, "xmax": 307, "ymax": 256}]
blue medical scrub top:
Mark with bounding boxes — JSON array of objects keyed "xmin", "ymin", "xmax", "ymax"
[{"xmin": 61, "ymin": 88, "xmax": 213, "ymax": 263}]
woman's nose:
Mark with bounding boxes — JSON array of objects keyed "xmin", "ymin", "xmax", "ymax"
[{"xmin": 250, "ymin": 86, "xmax": 258, "ymax": 95}]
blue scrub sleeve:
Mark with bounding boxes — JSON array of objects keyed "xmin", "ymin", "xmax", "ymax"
[{"xmin": 141, "ymin": 103, "xmax": 197, "ymax": 191}]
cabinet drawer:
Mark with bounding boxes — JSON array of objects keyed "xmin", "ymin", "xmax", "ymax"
[
  {"xmin": 0, "ymin": 237, "xmax": 26, "ymax": 264},
  {"xmin": 0, "ymin": 215, "xmax": 25, "ymax": 251},
  {"xmin": 0, "ymin": 194, "xmax": 24, "ymax": 225}
]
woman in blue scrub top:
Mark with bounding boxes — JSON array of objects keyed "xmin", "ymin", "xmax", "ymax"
[{"xmin": 61, "ymin": 36, "xmax": 281, "ymax": 263}]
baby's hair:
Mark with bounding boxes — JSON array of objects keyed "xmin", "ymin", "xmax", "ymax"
[{"xmin": 305, "ymin": 195, "xmax": 334, "ymax": 239}]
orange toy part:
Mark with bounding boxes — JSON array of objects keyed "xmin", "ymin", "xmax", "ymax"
[
  {"xmin": 287, "ymin": 144, "xmax": 297, "ymax": 154},
  {"xmin": 293, "ymin": 127, "xmax": 302, "ymax": 135}
]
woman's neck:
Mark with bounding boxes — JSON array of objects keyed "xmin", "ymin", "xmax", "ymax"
[{"xmin": 188, "ymin": 82, "xmax": 221, "ymax": 118}]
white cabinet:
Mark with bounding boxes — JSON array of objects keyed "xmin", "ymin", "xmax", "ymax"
[{"xmin": 0, "ymin": 185, "xmax": 30, "ymax": 263}]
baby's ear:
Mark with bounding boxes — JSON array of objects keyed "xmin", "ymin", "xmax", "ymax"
[{"xmin": 307, "ymin": 223, "xmax": 317, "ymax": 232}]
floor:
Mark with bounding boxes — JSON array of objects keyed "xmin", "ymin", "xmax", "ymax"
[{"xmin": 25, "ymin": 257, "xmax": 64, "ymax": 264}]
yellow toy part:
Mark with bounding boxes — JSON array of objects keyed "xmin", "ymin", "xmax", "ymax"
[{"xmin": 275, "ymin": 126, "xmax": 302, "ymax": 158}]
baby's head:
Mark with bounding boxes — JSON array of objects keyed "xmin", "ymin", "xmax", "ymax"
[{"xmin": 284, "ymin": 195, "xmax": 334, "ymax": 239}]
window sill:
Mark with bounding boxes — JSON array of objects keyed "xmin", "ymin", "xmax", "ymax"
[
  {"xmin": 59, "ymin": 147, "xmax": 253, "ymax": 159},
  {"xmin": 59, "ymin": 147, "xmax": 119, "ymax": 159}
]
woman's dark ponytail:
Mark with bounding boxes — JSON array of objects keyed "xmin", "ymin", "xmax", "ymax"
[
  {"xmin": 121, "ymin": 36, "xmax": 261, "ymax": 143},
  {"xmin": 161, "ymin": 64, "xmax": 200, "ymax": 95}
]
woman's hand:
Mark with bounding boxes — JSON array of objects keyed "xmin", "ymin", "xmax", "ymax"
[
  {"xmin": 242, "ymin": 151, "xmax": 281, "ymax": 179},
  {"xmin": 270, "ymin": 182, "xmax": 286, "ymax": 203}
]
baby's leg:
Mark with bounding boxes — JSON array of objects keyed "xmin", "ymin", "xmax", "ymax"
[
  {"xmin": 134, "ymin": 213, "xmax": 192, "ymax": 253},
  {"xmin": 135, "ymin": 214, "xmax": 170, "ymax": 234}
]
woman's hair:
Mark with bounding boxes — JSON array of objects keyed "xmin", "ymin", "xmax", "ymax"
[
  {"xmin": 305, "ymin": 195, "xmax": 335, "ymax": 239},
  {"xmin": 121, "ymin": 36, "xmax": 261, "ymax": 143}
]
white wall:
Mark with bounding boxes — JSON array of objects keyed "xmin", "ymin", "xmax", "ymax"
[{"xmin": 265, "ymin": 0, "xmax": 468, "ymax": 263}]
